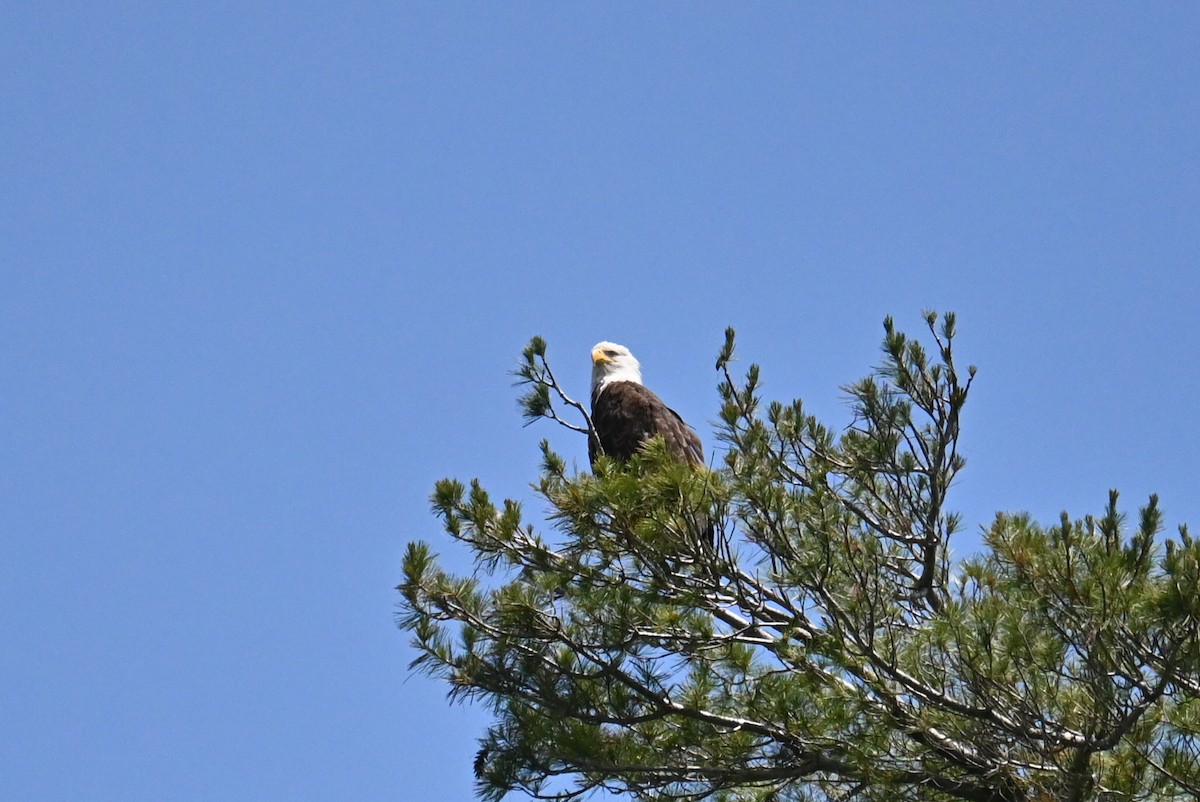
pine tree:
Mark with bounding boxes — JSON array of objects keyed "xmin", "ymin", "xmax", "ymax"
[{"xmin": 397, "ymin": 313, "xmax": 1200, "ymax": 802}]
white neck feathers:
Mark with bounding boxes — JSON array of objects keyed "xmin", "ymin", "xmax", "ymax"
[{"xmin": 593, "ymin": 361, "xmax": 643, "ymax": 395}]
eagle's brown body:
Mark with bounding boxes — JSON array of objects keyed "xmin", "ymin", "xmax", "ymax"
[{"xmin": 588, "ymin": 381, "xmax": 704, "ymax": 468}]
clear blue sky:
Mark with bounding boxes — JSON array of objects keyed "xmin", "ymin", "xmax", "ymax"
[{"xmin": 3, "ymin": 5, "xmax": 1197, "ymax": 801}]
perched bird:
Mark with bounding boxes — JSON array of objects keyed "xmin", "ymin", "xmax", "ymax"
[
  {"xmin": 588, "ymin": 341, "xmax": 713, "ymax": 548},
  {"xmin": 589, "ymin": 342, "xmax": 705, "ymax": 468}
]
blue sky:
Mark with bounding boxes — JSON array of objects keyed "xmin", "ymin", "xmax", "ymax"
[{"xmin": 3, "ymin": 4, "xmax": 1198, "ymax": 800}]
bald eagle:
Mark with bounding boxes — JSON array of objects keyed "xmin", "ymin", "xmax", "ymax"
[
  {"xmin": 589, "ymin": 341, "xmax": 713, "ymax": 550},
  {"xmin": 588, "ymin": 342, "xmax": 705, "ymax": 468}
]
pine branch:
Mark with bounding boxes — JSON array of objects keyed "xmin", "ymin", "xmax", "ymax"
[{"xmin": 514, "ymin": 336, "xmax": 594, "ymax": 437}]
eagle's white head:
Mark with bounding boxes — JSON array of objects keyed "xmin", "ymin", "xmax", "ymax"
[{"xmin": 591, "ymin": 341, "xmax": 643, "ymax": 395}]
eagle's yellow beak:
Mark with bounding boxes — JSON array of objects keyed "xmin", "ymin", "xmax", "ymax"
[{"xmin": 591, "ymin": 348, "xmax": 611, "ymax": 365}]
